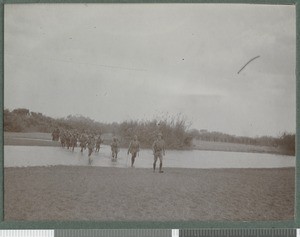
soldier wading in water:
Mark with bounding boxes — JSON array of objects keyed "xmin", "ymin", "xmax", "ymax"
[
  {"xmin": 87, "ymin": 135, "xmax": 95, "ymax": 165},
  {"xmin": 152, "ymin": 132, "xmax": 166, "ymax": 173},
  {"xmin": 95, "ymin": 135, "xmax": 103, "ymax": 153},
  {"xmin": 79, "ymin": 133, "xmax": 87, "ymax": 152},
  {"xmin": 111, "ymin": 137, "xmax": 119, "ymax": 161},
  {"xmin": 127, "ymin": 135, "xmax": 140, "ymax": 167}
]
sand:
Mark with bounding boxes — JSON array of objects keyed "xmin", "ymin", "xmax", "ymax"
[{"xmin": 4, "ymin": 166, "xmax": 295, "ymax": 221}]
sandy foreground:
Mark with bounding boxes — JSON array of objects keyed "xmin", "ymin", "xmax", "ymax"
[{"xmin": 5, "ymin": 166, "xmax": 294, "ymax": 221}]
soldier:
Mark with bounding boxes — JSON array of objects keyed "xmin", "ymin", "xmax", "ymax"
[
  {"xmin": 79, "ymin": 133, "xmax": 87, "ymax": 152},
  {"xmin": 70, "ymin": 133, "xmax": 77, "ymax": 152},
  {"xmin": 152, "ymin": 132, "xmax": 166, "ymax": 173},
  {"xmin": 52, "ymin": 128, "xmax": 60, "ymax": 141},
  {"xmin": 60, "ymin": 130, "xmax": 66, "ymax": 147},
  {"xmin": 127, "ymin": 135, "xmax": 140, "ymax": 167},
  {"xmin": 96, "ymin": 135, "xmax": 103, "ymax": 153},
  {"xmin": 111, "ymin": 137, "xmax": 119, "ymax": 161},
  {"xmin": 65, "ymin": 132, "xmax": 71, "ymax": 149},
  {"xmin": 87, "ymin": 134, "xmax": 95, "ymax": 165}
]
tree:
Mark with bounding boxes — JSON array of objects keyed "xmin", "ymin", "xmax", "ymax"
[{"xmin": 12, "ymin": 108, "xmax": 30, "ymax": 116}]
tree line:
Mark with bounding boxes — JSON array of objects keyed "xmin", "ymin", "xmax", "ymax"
[
  {"xmin": 190, "ymin": 129, "xmax": 295, "ymax": 155},
  {"xmin": 4, "ymin": 108, "xmax": 192, "ymax": 149},
  {"xmin": 4, "ymin": 108, "xmax": 295, "ymax": 154}
]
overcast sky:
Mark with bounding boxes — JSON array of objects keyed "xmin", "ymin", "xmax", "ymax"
[{"xmin": 4, "ymin": 4, "xmax": 296, "ymax": 137}]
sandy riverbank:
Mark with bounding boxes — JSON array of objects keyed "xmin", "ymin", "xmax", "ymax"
[{"xmin": 4, "ymin": 166, "xmax": 295, "ymax": 221}]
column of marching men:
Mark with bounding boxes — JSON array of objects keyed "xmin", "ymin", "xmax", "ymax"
[
  {"xmin": 53, "ymin": 129, "xmax": 166, "ymax": 173},
  {"xmin": 57, "ymin": 129, "xmax": 106, "ymax": 165}
]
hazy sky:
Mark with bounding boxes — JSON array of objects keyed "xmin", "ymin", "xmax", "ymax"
[{"xmin": 4, "ymin": 4, "xmax": 296, "ymax": 137}]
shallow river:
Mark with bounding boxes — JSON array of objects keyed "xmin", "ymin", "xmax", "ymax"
[{"xmin": 4, "ymin": 145, "xmax": 295, "ymax": 169}]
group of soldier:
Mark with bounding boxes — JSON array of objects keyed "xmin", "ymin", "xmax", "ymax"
[
  {"xmin": 53, "ymin": 129, "xmax": 166, "ymax": 173},
  {"xmin": 57, "ymin": 130, "xmax": 103, "ymax": 164},
  {"xmin": 59, "ymin": 130, "xmax": 81, "ymax": 151}
]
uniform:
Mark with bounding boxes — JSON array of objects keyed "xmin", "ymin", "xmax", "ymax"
[
  {"xmin": 70, "ymin": 134, "xmax": 77, "ymax": 151},
  {"xmin": 60, "ymin": 131, "xmax": 66, "ymax": 147},
  {"xmin": 52, "ymin": 129, "xmax": 60, "ymax": 141},
  {"xmin": 95, "ymin": 137, "xmax": 102, "ymax": 152},
  {"xmin": 65, "ymin": 133, "xmax": 71, "ymax": 149},
  {"xmin": 152, "ymin": 134, "xmax": 165, "ymax": 173},
  {"xmin": 79, "ymin": 134, "xmax": 87, "ymax": 152},
  {"xmin": 111, "ymin": 138, "xmax": 119, "ymax": 160},
  {"xmin": 87, "ymin": 136, "xmax": 95, "ymax": 164},
  {"xmin": 127, "ymin": 136, "xmax": 140, "ymax": 167}
]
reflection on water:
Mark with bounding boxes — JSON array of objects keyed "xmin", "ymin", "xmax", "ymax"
[{"xmin": 4, "ymin": 145, "xmax": 295, "ymax": 169}]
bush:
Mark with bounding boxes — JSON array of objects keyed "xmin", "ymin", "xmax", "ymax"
[{"xmin": 278, "ymin": 132, "xmax": 295, "ymax": 155}]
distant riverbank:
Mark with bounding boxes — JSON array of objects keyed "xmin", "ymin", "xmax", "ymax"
[
  {"xmin": 192, "ymin": 139, "xmax": 288, "ymax": 156},
  {"xmin": 4, "ymin": 132, "xmax": 60, "ymax": 147},
  {"xmin": 4, "ymin": 132, "xmax": 290, "ymax": 155}
]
